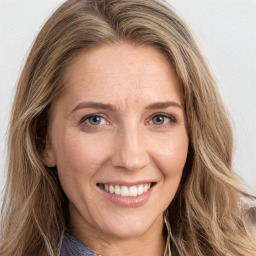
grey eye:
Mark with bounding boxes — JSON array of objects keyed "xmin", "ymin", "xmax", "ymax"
[
  {"xmin": 152, "ymin": 115, "xmax": 166, "ymax": 125},
  {"xmin": 88, "ymin": 116, "xmax": 102, "ymax": 125}
]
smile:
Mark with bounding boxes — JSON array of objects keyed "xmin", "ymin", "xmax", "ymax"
[{"xmin": 97, "ymin": 183, "xmax": 153, "ymax": 197}]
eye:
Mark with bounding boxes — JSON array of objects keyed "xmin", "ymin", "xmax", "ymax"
[
  {"xmin": 148, "ymin": 114, "xmax": 177, "ymax": 127},
  {"xmin": 152, "ymin": 115, "xmax": 166, "ymax": 125},
  {"xmin": 80, "ymin": 115, "xmax": 109, "ymax": 126}
]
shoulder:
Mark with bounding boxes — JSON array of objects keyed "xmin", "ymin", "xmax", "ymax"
[{"xmin": 60, "ymin": 232, "xmax": 96, "ymax": 256}]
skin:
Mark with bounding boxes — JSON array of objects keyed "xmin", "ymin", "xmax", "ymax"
[{"xmin": 44, "ymin": 43, "xmax": 189, "ymax": 256}]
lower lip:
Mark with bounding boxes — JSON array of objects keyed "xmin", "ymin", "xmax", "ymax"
[{"xmin": 98, "ymin": 185, "xmax": 155, "ymax": 208}]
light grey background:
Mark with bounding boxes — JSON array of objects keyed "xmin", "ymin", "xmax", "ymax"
[{"xmin": 0, "ymin": 0, "xmax": 255, "ymax": 197}]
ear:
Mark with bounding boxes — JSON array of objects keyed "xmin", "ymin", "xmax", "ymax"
[{"xmin": 43, "ymin": 135, "xmax": 56, "ymax": 167}]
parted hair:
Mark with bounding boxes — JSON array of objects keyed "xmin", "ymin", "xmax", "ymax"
[{"xmin": 1, "ymin": 0, "xmax": 255, "ymax": 255}]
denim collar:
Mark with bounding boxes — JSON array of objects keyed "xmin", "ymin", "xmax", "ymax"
[
  {"xmin": 60, "ymin": 232, "xmax": 179, "ymax": 256},
  {"xmin": 60, "ymin": 232, "xmax": 96, "ymax": 256}
]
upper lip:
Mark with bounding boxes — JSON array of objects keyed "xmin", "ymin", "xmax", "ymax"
[{"xmin": 96, "ymin": 180, "xmax": 156, "ymax": 186}]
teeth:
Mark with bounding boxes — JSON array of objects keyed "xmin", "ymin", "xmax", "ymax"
[
  {"xmin": 137, "ymin": 185, "xmax": 144, "ymax": 195},
  {"xmin": 109, "ymin": 185, "xmax": 114, "ymax": 194},
  {"xmin": 144, "ymin": 184, "xmax": 150, "ymax": 192},
  {"xmin": 121, "ymin": 186, "xmax": 129, "ymax": 196},
  {"xmin": 99, "ymin": 183, "xmax": 152, "ymax": 197},
  {"xmin": 129, "ymin": 186, "xmax": 138, "ymax": 196},
  {"xmin": 115, "ymin": 185, "xmax": 121, "ymax": 195}
]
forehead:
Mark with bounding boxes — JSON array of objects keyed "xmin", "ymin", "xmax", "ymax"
[{"xmin": 61, "ymin": 43, "xmax": 182, "ymax": 109}]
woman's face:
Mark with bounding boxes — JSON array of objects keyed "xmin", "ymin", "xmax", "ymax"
[{"xmin": 44, "ymin": 43, "xmax": 188, "ymax": 240}]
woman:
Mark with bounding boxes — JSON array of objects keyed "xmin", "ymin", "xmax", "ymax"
[{"xmin": 1, "ymin": 0, "xmax": 255, "ymax": 255}]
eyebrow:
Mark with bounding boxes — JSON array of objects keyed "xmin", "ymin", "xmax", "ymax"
[
  {"xmin": 70, "ymin": 102, "xmax": 117, "ymax": 114},
  {"xmin": 145, "ymin": 101, "xmax": 183, "ymax": 110},
  {"xmin": 70, "ymin": 100, "xmax": 183, "ymax": 115}
]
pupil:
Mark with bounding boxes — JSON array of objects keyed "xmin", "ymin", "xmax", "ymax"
[
  {"xmin": 153, "ymin": 115, "xmax": 164, "ymax": 125},
  {"xmin": 89, "ymin": 116, "xmax": 101, "ymax": 125}
]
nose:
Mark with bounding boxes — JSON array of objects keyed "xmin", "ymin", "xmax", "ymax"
[{"xmin": 111, "ymin": 128, "xmax": 149, "ymax": 171}]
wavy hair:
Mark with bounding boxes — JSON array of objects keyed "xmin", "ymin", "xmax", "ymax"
[{"xmin": 1, "ymin": 0, "xmax": 255, "ymax": 255}]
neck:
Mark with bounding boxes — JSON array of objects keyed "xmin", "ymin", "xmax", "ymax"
[
  {"xmin": 69, "ymin": 214, "xmax": 166, "ymax": 256},
  {"xmin": 92, "ymin": 233, "xmax": 166, "ymax": 256}
]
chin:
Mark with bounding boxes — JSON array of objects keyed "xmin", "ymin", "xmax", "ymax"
[{"xmin": 105, "ymin": 226, "xmax": 149, "ymax": 240}]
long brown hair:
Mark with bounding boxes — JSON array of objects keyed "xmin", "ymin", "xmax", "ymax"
[{"xmin": 1, "ymin": 0, "xmax": 255, "ymax": 255}]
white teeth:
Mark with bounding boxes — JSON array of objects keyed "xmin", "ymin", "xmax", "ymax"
[
  {"xmin": 137, "ymin": 185, "xmax": 144, "ymax": 195},
  {"xmin": 115, "ymin": 185, "xmax": 121, "ymax": 195},
  {"xmin": 100, "ymin": 183, "xmax": 152, "ymax": 197},
  {"xmin": 109, "ymin": 185, "xmax": 114, "ymax": 194},
  {"xmin": 129, "ymin": 186, "xmax": 138, "ymax": 197},
  {"xmin": 143, "ymin": 184, "xmax": 149, "ymax": 192},
  {"xmin": 121, "ymin": 186, "xmax": 129, "ymax": 196}
]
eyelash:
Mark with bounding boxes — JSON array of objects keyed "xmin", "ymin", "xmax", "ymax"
[
  {"xmin": 147, "ymin": 113, "xmax": 177, "ymax": 128},
  {"xmin": 79, "ymin": 113, "xmax": 110, "ymax": 126},
  {"xmin": 79, "ymin": 113, "xmax": 177, "ymax": 128}
]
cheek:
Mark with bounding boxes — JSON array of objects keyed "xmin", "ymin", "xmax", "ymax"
[
  {"xmin": 53, "ymin": 132, "xmax": 112, "ymax": 202},
  {"xmin": 158, "ymin": 134, "xmax": 188, "ymax": 199},
  {"xmin": 54, "ymin": 132, "xmax": 111, "ymax": 179},
  {"xmin": 149, "ymin": 132, "xmax": 189, "ymax": 176}
]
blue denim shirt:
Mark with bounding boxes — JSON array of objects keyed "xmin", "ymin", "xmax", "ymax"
[
  {"xmin": 60, "ymin": 233, "xmax": 96, "ymax": 256},
  {"xmin": 60, "ymin": 232, "xmax": 179, "ymax": 256}
]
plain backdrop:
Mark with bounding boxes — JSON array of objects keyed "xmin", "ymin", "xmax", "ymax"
[{"xmin": 0, "ymin": 0, "xmax": 255, "ymax": 198}]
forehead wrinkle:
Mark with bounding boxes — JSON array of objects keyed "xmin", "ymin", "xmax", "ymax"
[{"xmin": 117, "ymin": 93, "xmax": 146, "ymax": 113}]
